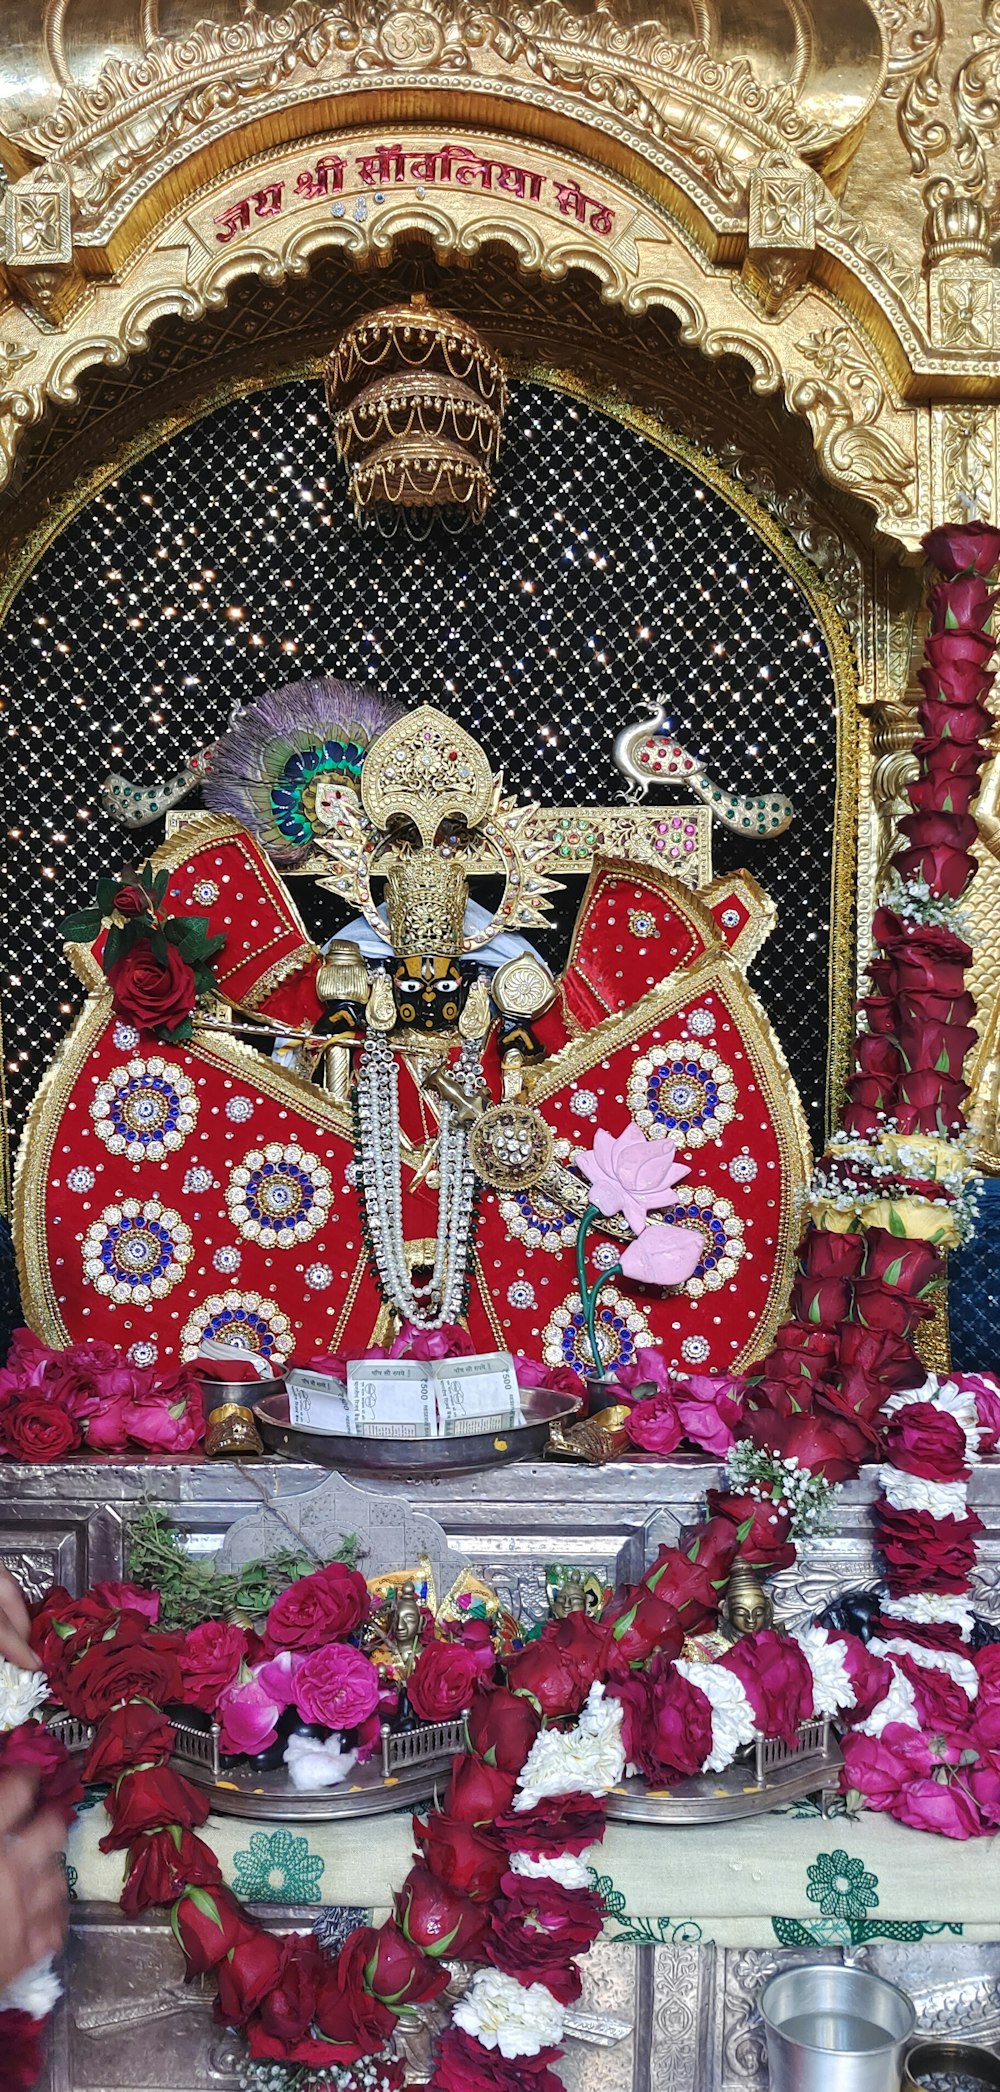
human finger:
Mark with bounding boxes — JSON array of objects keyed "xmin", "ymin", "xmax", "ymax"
[{"xmin": 0, "ymin": 1771, "xmax": 40, "ymax": 1837}]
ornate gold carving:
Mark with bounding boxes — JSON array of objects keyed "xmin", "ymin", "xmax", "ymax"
[
  {"xmin": 933, "ymin": 402, "xmax": 998, "ymax": 522},
  {"xmin": 3, "ymin": 165, "xmax": 72, "ymax": 267},
  {"xmin": 790, "ymin": 327, "xmax": 916, "ymax": 516},
  {"xmin": 744, "ymin": 171, "xmax": 816, "ymax": 314}
]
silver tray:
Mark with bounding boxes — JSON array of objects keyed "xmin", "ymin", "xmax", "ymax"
[
  {"xmin": 253, "ymin": 1386, "xmax": 580, "ymax": 1478},
  {"xmin": 605, "ymin": 1727, "xmax": 843, "ymax": 1823},
  {"xmin": 181, "ymin": 1748, "xmax": 441, "ymax": 1821}
]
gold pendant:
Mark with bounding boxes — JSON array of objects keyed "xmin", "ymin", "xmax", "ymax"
[
  {"xmin": 468, "ymin": 1101, "xmax": 554, "ymax": 1190},
  {"xmin": 459, "ymin": 975, "xmax": 492, "ymax": 1040},
  {"xmin": 366, "ymin": 971, "xmax": 397, "ymax": 1031}
]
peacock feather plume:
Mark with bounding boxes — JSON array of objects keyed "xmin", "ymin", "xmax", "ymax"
[{"xmin": 203, "ymin": 676, "xmax": 404, "ymax": 865}]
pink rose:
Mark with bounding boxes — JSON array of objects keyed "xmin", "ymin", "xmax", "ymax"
[
  {"xmin": 625, "ymin": 1392, "xmax": 683, "ymax": 1457},
  {"xmin": 620, "ymin": 1223, "xmax": 702, "ymax": 1287},
  {"xmin": 84, "ymin": 1398, "xmax": 132, "ymax": 1452},
  {"xmin": 674, "ymin": 1376, "xmax": 741, "ymax": 1457},
  {"xmin": 974, "ymin": 1645, "xmax": 1000, "ymax": 1702},
  {"xmin": 720, "ymin": 1630, "xmax": 814, "ymax": 1746},
  {"xmin": 292, "ymin": 1644, "xmax": 381, "ymax": 1731},
  {"xmin": 90, "ymin": 1581, "xmax": 161, "ymax": 1624},
  {"xmin": 390, "ymin": 1324, "xmax": 475, "ymax": 1361},
  {"xmin": 968, "ymin": 1752, "xmax": 1000, "ymax": 1825},
  {"xmin": 512, "ymin": 1358, "xmax": 583, "ymax": 1400},
  {"xmin": 834, "ymin": 1636, "xmax": 894, "ymax": 1723},
  {"xmin": 122, "ymin": 1366, "xmax": 204, "ymax": 1452},
  {"xmin": 577, "ymin": 1125, "xmax": 689, "ymax": 1234},
  {"xmin": 841, "ymin": 1723, "xmax": 933, "ymax": 1809},
  {"xmin": 617, "ymin": 1346, "xmax": 672, "ymax": 1396},
  {"xmin": 217, "ymin": 1672, "xmax": 287, "ymax": 1757},
  {"xmin": 892, "ymin": 1777, "xmax": 982, "ymax": 1839}
]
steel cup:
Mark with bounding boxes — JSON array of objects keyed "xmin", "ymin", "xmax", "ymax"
[{"xmin": 760, "ymin": 1965, "xmax": 916, "ymax": 2092}]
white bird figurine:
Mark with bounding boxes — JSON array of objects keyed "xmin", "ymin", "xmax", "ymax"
[{"xmin": 613, "ymin": 704, "xmax": 794, "ymax": 838}]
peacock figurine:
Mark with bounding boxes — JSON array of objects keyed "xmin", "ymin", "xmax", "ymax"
[
  {"xmin": 101, "ymin": 676, "xmax": 403, "ymax": 862},
  {"xmin": 613, "ymin": 702, "xmax": 794, "ymax": 838}
]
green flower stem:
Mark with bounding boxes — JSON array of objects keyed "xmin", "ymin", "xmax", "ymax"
[{"xmin": 575, "ymin": 1204, "xmax": 622, "ymax": 1378}]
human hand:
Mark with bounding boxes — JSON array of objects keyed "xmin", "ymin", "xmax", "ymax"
[
  {"xmin": 0, "ymin": 1771, "xmax": 68, "ymax": 1990},
  {"xmin": 0, "ymin": 1568, "xmax": 41, "ymax": 1672}
]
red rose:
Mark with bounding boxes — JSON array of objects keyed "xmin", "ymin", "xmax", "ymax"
[
  {"xmin": 100, "ymin": 1764, "xmax": 210, "ymax": 1850},
  {"xmin": 467, "ymin": 1684, "xmax": 541, "ymax": 1773},
  {"xmin": 893, "ymin": 842, "xmax": 977, "ymax": 898},
  {"xmin": 397, "ymin": 1861, "xmax": 489, "ymax": 1959},
  {"xmin": 927, "ymin": 574, "xmax": 998, "ymax": 626},
  {"xmin": 121, "ymin": 1825, "xmax": 222, "ymax": 1915},
  {"xmin": 915, "ymin": 693, "xmax": 992, "ymax": 741},
  {"xmin": 178, "ymin": 1620, "xmax": 249, "ymax": 1712},
  {"xmin": 854, "ymin": 1033, "xmax": 900, "ymax": 1079},
  {"xmin": 408, "ymin": 1640, "xmax": 485, "ymax": 1721},
  {"xmin": 790, "ymin": 1274, "xmax": 852, "ymax": 1326},
  {"xmin": 253, "ymin": 1936, "xmax": 327, "ymax": 2046},
  {"xmin": 897, "ymin": 1018, "xmax": 977, "ymax": 1077},
  {"xmin": 883, "ymin": 1401, "xmax": 969, "ymax": 1482},
  {"xmin": 851, "ymin": 1279, "xmax": 927, "ymax": 1338},
  {"xmin": 0, "ymin": 1719, "xmax": 82, "ymax": 1825},
  {"xmin": 862, "ymin": 1231, "xmax": 942, "ymax": 1294},
  {"xmin": 706, "ymin": 1489, "xmax": 795, "ymax": 1573},
  {"xmin": 837, "ymin": 1323, "xmax": 924, "ymax": 1390},
  {"xmin": 908, "ymin": 774, "xmax": 980, "ymax": 817},
  {"xmin": 0, "ymin": 2012, "xmax": 45, "ymax": 2092},
  {"xmin": 612, "ymin": 1662, "xmax": 712, "ymax": 1781},
  {"xmin": 413, "ymin": 1814, "xmax": 507, "ymax": 1901},
  {"xmin": 364, "ymin": 1917, "xmax": 450, "ymax": 2007},
  {"xmin": 920, "ymin": 737, "xmax": 989, "ymax": 781},
  {"xmin": 877, "ymin": 1502, "xmax": 984, "ymax": 1595},
  {"xmin": 216, "ymin": 1929, "xmax": 286, "ymax": 2028},
  {"xmin": 768, "ymin": 1324, "xmax": 839, "ymax": 1383},
  {"xmin": 444, "ymin": 1755, "xmax": 518, "ymax": 1823},
  {"xmin": 623, "ymin": 1390, "xmax": 683, "ymax": 1457},
  {"xmin": 494, "ymin": 1788, "xmax": 608, "ymax": 1857},
  {"xmin": 860, "ymin": 995, "xmax": 897, "ymax": 1036},
  {"xmin": 106, "ymin": 937, "xmax": 198, "ymax": 1034},
  {"xmin": 834, "ymin": 1634, "xmax": 894, "ymax": 1723},
  {"xmin": 175, "ymin": 1885, "xmax": 257, "ymax": 1972},
  {"xmin": 113, "ymin": 884, "xmax": 149, "ymax": 918},
  {"xmin": 873, "ymin": 910, "xmax": 972, "ymax": 971},
  {"xmin": 83, "ymin": 1702, "xmax": 175, "ymax": 1782},
  {"xmin": 923, "ymin": 628, "xmax": 996, "ymax": 673},
  {"xmin": 641, "ymin": 1544, "xmax": 719, "ymax": 1632},
  {"xmin": 1, "ymin": 1397, "xmax": 81, "ymax": 1463},
  {"xmin": 601, "ymin": 1584, "xmax": 684, "ymax": 1666},
  {"xmin": 737, "ymin": 1408, "xmax": 860, "ymax": 1482},
  {"xmin": 431, "ymin": 2027, "xmax": 564, "ymax": 2092},
  {"xmin": 505, "ymin": 1617, "xmax": 603, "ymax": 1719},
  {"xmin": 487, "ymin": 1876, "xmax": 603, "ymax": 2004},
  {"xmin": 262, "ymin": 1562, "xmax": 371, "ymax": 1653},
  {"xmin": 65, "ymin": 1628, "xmax": 183, "ymax": 1723},
  {"xmin": 893, "ymin": 1652, "xmax": 970, "ymax": 1731},
  {"xmin": 720, "ymin": 1630, "xmax": 814, "ymax": 1745},
  {"xmin": 682, "ymin": 1515, "xmax": 740, "ymax": 1588}
]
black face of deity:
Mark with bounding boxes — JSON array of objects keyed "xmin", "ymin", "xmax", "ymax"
[{"xmin": 391, "ymin": 956, "xmax": 469, "ymax": 1034}]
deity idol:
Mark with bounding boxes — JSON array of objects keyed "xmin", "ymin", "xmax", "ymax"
[{"xmin": 15, "ymin": 680, "xmax": 809, "ymax": 1382}]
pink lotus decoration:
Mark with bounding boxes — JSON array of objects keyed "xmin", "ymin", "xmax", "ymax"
[{"xmin": 574, "ymin": 1125, "xmax": 703, "ymax": 1378}]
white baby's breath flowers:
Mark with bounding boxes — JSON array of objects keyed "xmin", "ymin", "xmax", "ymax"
[
  {"xmin": 0, "ymin": 1664, "xmax": 48, "ymax": 1731},
  {"xmin": 877, "ymin": 1469, "xmax": 969, "ymax": 1521},
  {"xmin": 793, "ymin": 1626, "xmax": 856, "ymax": 1716},
  {"xmin": 509, "ymin": 1849, "xmax": 594, "ymax": 1890},
  {"xmin": 454, "ymin": 1969, "xmax": 566, "ymax": 2058},
  {"xmin": 868, "ymin": 1638, "xmax": 979, "ymax": 1700},
  {"xmin": 854, "ymin": 1664, "xmax": 919, "ymax": 1738},
  {"xmin": 674, "ymin": 1660, "xmax": 756, "ymax": 1771},
  {"xmin": 513, "ymin": 1682, "xmax": 625, "ymax": 1811}
]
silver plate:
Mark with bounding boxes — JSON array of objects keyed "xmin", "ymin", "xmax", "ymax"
[
  {"xmin": 605, "ymin": 1737, "xmax": 843, "ymax": 1823},
  {"xmin": 181, "ymin": 1748, "xmax": 442, "ymax": 1821},
  {"xmin": 253, "ymin": 1386, "xmax": 580, "ymax": 1478}
]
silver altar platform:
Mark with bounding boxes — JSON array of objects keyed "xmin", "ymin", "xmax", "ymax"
[{"xmin": 7, "ymin": 1452, "xmax": 1000, "ymax": 2091}]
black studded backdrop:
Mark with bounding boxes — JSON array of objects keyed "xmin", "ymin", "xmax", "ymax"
[{"xmin": 0, "ymin": 380, "xmax": 839, "ymax": 1160}]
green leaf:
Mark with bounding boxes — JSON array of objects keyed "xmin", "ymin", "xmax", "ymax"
[
  {"xmin": 184, "ymin": 1886, "xmax": 223, "ymax": 1927},
  {"xmin": 806, "ymin": 1295, "xmax": 821, "ymax": 1324},
  {"xmin": 103, "ymin": 922, "xmax": 125, "ymax": 972},
  {"xmin": 168, "ymin": 1902, "xmax": 183, "ymax": 1948},
  {"xmin": 153, "ymin": 868, "xmax": 170, "ymax": 905},
  {"xmin": 167, "ymin": 1823, "xmax": 183, "ymax": 1852},
  {"xmin": 96, "ymin": 877, "xmax": 118, "ymax": 915},
  {"xmin": 945, "ymin": 606, "xmax": 959, "ymax": 629},
  {"xmin": 159, "ymin": 1016, "xmax": 194, "ymax": 1043},
  {"xmin": 881, "ymin": 1256, "xmax": 904, "ymax": 1287},
  {"xmin": 60, "ymin": 909, "xmax": 103, "ymax": 943},
  {"xmin": 162, "ymin": 918, "xmax": 191, "ymax": 948},
  {"xmin": 150, "ymin": 929, "xmax": 169, "ymax": 965},
  {"xmin": 888, "ymin": 1205, "xmax": 907, "ymax": 1236}
]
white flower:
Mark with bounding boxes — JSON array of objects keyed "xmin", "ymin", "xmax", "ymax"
[
  {"xmin": 283, "ymin": 1731, "xmax": 358, "ymax": 1791},
  {"xmin": 876, "ymin": 1468, "xmax": 969, "ymax": 1521},
  {"xmin": 793, "ymin": 1626, "xmax": 856, "ymax": 1716},
  {"xmin": 454, "ymin": 1970, "xmax": 565, "ymax": 2058},
  {"xmin": 674, "ymin": 1660, "xmax": 756, "ymax": 1770},
  {"xmin": 513, "ymin": 1682, "xmax": 625, "ymax": 1810},
  {"xmin": 868, "ymin": 1638, "xmax": 979, "ymax": 1700},
  {"xmin": 509, "ymin": 1849, "xmax": 593, "ymax": 1890},
  {"xmin": 881, "ymin": 1593, "xmax": 975, "ymax": 1640},
  {"xmin": 855, "ymin": 1664, "xmax": 919, "ymax": 1738},
  {"xmin": 0, "ymin": 1667, "xmax": 49, "ymax": 1732},
  {"xmin": 0, "ymin": 1956, "xmax": 61, "ymax": 2017}
]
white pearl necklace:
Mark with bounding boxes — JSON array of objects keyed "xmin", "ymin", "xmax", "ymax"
[{"xmin": 356, "ymin": 1031, "xmax": 481, "ymax": 1329}]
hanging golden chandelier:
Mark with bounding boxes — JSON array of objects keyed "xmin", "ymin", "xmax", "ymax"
[{"xmin": 325, "ymin": 296, "xmax": 508, "ymax": 533}]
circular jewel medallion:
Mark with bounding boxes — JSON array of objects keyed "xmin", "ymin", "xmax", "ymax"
[
  {"xmin": 669, "ymin": 1185, "xmax": 747, "ymax": 1298},
  {"xmin": 498, "ymin": 1186, "xmax": 577, "ymax": 1254},
  {"xmin": 627, "ymin": 1040, "xmax": 736, "ymax": 1147},
  {"xmin": 542, "ymin": 1285, "xmax": 651, "ymax": 1374},
  {"xmin": 226, "ymin": 1144, "xmax": 333, "ymax": 1248},
  {"xmin": 180, "ymin": 1291, "xmax": 293, "ymax": 1364},
  {"xmin": 469, "ymin": 1104, "xmax": 554, "ymax": 1192},
  {"xmin": 82, "ymin": 1200, "xmax": 193, "ymax": 1306},
  {"xmin": 91, "ymin": 1058, "xmax": 198, "ymax": 1162}
]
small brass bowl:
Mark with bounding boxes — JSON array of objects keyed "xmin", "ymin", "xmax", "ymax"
[{"xmin": 903, "ymin": 2041, "xmax": 1000, "ymax": 2091}]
